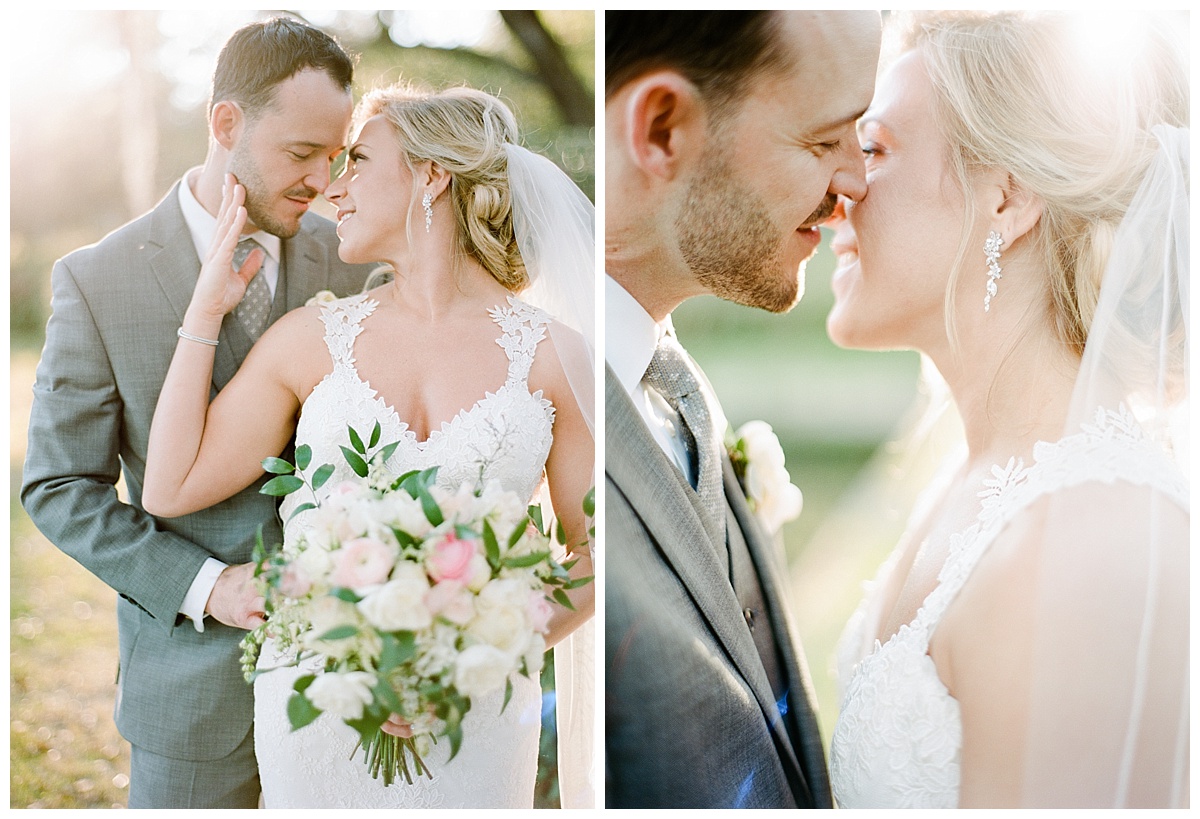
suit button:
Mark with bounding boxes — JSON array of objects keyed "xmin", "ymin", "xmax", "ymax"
[{"xmin": 743, "ymin": 607, "xmax": 755, "ymax": 629}]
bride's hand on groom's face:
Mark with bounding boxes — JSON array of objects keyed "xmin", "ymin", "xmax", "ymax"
[
  {"xmin": 186, "ymin": 174, "xmax": 265, "ymax": 328},
  {"xmin": 205, "ymin": 561, "xmax": 267, "ymax": 631}
]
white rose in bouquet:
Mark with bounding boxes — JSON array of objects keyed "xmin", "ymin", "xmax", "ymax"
[
  {"xmin": 357, "ymin": 562, "xmax": 433, "ymax": 632},
  {"xmin": 468, "ymin": 578, "xmax": 533, "ymax": 655},
  {"xmin": 307, "ymin": 670, "xmax": 376, "ymax": 720},
  {"xmin": 378, "ymin": 491, "xmax": 432, "ymax": 538},
  {"xmin": 303, "ymin": 595, "xmax": 365, "ymax": 660},
  {"xmin": 453, "ymin": 644, "xmax": 514, "ymax": 699}
]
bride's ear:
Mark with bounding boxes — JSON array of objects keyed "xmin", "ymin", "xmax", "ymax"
[
  {"xmin": 983, "ymin": 170, "xmax": 1044, "ymax": 245},
  {"xmin": 420, "ymin": 162, "xmax": 452, "ymax": 201}
]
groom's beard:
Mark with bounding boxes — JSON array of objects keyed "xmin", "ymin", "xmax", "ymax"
[
  {"xmin": 676, "ymin": 150, "xmax": 797, "ymax": 314},
  {"xmin": 228, "ymin": 144, "xmax": 312, "ymax": 240}
]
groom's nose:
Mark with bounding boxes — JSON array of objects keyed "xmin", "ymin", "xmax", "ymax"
[{"xmin": 829, "ymin": 150, "xmax": 868, "ymax": 204}]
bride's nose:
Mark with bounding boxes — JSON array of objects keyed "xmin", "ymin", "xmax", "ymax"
[{"xmin": 828, "ymin": 198, "xmax": 858, "ymax": 256}]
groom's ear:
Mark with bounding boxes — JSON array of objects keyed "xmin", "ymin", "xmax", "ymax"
[
  {"xmin": 983, "ymin": 170, "xmax": 1044, "ymax": 245},
  {"xmin": 619, "ymin": 71, "xmax": 708, "ymax": 183},
  {"xmin": 210, "ymin": 100, "xmax": 244, "ymax": 152}
]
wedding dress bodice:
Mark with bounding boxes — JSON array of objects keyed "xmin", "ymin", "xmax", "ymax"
[
  {"xmin": 281, "ymin": 294, "xmax": 554, "ymax": 529},
  {"xmin": 830, "ymin": 405, "xmax": 1188, "ymax": 809},
  {"xmin": 257, "ymin": 293, "xmax": 555, "ymax": 808}
]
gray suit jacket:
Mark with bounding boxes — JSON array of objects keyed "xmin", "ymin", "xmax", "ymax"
[
  {"xmin": 20, "ymin": 184, "xmax": 372, "ymax": 761},
  {"xmin": 605, "ymin": 364, "xmax": 833, "ymax": 808}
]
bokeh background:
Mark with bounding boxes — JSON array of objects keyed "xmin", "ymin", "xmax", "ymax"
[{"xmin": 9, "ymin": 9, "xmax": 593, "ymax": 809}]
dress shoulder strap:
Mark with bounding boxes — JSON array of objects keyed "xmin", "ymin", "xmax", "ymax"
[
  {"xmin": 488, "ymin": 295, "xmax": 550, "ymax": 387},
  {"xmin": 317, "ymin": 294, "xmax": 377, "ymax": 372}
]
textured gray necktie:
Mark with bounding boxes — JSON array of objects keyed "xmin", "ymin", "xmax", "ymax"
[
  {"xmin": 233, "ymin": 238, "xmax": 271, "ymax": 341},
  {"xmin": 644, "ymin": 334, "xmax": 727, "ymax": 553}
]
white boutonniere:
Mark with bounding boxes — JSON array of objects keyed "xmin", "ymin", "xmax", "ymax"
[
  {"xmin": 727, "ymin": 420, "xmax": 803, "ymax": 536},
  {"xmin": 305, "ymin": 289, "xmax": 337, "ymax": 307}
]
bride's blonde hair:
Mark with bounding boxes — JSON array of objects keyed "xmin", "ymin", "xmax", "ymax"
[
  {"xmin": 891, "ymin": 11, "xmax": 1188, "ymax": 354},
  {"xmin": 356, "ymin": 83, "xmax": 527, "ymax": 291}
]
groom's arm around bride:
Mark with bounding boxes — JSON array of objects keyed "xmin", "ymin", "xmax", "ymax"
[{"xmin": 603, "ymin": 11, "xmax": 879, "ymax": 808}]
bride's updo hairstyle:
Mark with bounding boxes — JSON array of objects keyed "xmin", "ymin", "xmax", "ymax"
[
  {"xmin": 356, "ymin": 83, "xmax": 527, "ymax": 291},
  {"xmin": 892, "ymin": 11, "xmax": 1188, "ymax": 355}
]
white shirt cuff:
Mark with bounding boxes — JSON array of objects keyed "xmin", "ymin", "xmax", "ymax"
[{"xmin": 180, "ymin": 557, "xmax": 227, "ymax": 633}]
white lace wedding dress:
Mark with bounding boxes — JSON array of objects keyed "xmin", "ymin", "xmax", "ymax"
[
  {"xmin": 829, "ymin": 405, "xmax": 1188, "ymax": 808},
  {"xmin": 254, "ymin": 293, "xmax": 556, "ymax": 808}
]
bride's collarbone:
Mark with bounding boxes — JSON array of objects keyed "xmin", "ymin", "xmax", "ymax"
[{"xmin": 873, "ymin": 489, "xmax": 984, "ymax": 645}]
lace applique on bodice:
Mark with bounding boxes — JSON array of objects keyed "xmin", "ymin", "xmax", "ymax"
[
  {"xmin": 830, "ymin": 405, "xmax": 1188, "ymax": 808},
  {"xmin": 257, "ymin": 293, "xmax": 554, "ymax": 808},
  {"xmin": 280, "ymin": 293, "xmax": 555, "ymax": 533}
]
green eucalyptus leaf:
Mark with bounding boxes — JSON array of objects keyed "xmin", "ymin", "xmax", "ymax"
[
  {"xmin": 262, "ymin": 456, "xmax": 294, "ymax": 475},
  {"xmin": 507, "ymin": 521, "xmax": 526, "ymax": 549},
  {"xmin": 330, "ymin": 587, "xmax": 362, "ymax": 604},
  {"xmin": 583, "ymin": 486, "xmax": 595, "ymax": 518},
  {"xmin": 295, "ymin": 444, "xmax": 312, "ymax": 472},
  {"xmin": 372, "ymin": 678, "xmax": 404, "ymax": 715},
  {"xmin": 528, "ymin": 505, "xmax": 544, "ymax": 533},
  {"xmin": 483, "ymin": 519, "xmax": 500, "ymax": 569},
  {"xmin": 564, "ymin": 574, "xmax": 595, "ymax": 590},
  {"xmin": 261, "ymin": 475, "xmax": 305, "ymax": 496},
  {"xmin": 348, "ymin": 425, "xmax": 366, "ymax": 455},
  {"xmin": 418, "ymin": 487, "xmax": 444, "ymax": 527},
  {"xmin": 311, "ymin": 463, "xmax": 335, "ymax": 490},
  {"xmin": 340, "ymin": 446, "xmax": 369, "ymax": 478},
  {"xmin": 552, "ymin": 588, "xmax": 576, "ymax": 611},
  {"xmin": 378, "ymin": 440, "xmax": 400, "ymax": 464},
  {"xmin": 317, "ymin": 624, "xmax": 359, "ymax": 641},
  {"xmin": 446, "ymin": 723, "xmax": 463, "ymax": 761},
  {"xmin": 346, "ymin": 709, "xmax": 386, "ymax": 742},
  {"xmin": 286, "ymin": 502, "xmax": 317, "ymax": 524},
  {"xmin": 502, "ymin": 677, "xmax": 514, "ymax": 713},
  {"xmin": 502, "ymin": 551, "xmax": 550, "ymax": 569},
  {"xmin": 287, "ymin": 692, "xmax": 322, "ymax": 730},
  {"xmin": 293, "ymin": 673, "xmax": 317, "ymax": 694},
  {"xmin": 369, "ymin": 420, "xmax": 381, "ymax": 449},
  {"xmin": 380, "ymin": 631, "xmax": 417, "ymax": 669}
]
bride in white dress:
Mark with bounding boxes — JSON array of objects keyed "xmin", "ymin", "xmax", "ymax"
[
  {"xmin": 143, "ymin": 84, "xmax": 595, "ymax": 808},
  {"xmin": 823, "ymin": 11, "xmax": 1188, "ymax": 808}
]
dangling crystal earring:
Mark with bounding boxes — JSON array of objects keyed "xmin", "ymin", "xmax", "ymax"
[
  {"xmin": 983, "ymin": 230, "xmax": 1004, "ymax": 312},
  {"xmin": 422, "ymin": 192, "xmax": 433, "ymax": 233}
]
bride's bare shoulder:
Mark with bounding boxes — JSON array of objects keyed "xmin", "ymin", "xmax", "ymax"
[{"xmin": 242, "ymin": 301, "xmax": 338, "ymax": 396}]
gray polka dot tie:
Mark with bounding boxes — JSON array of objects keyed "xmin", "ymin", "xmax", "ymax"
[
  {"xmin": 233, "ymin": 238, "xmax": 271, "ymax": 341},
  {"xmin": 643, "ymin": 334, "xmax": 727, "ymax": 553}
]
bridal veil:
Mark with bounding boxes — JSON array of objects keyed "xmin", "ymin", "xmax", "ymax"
[{"xmin": 506, "ymin": 142, "xmax": 597, "ymax": 807}]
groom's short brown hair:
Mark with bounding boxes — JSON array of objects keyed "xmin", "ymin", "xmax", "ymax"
[
  {"xmin": 605, "ymin": 11, "xmax": 790, "ymax": 117},
  {"xmin": 209, "ymin": 16, "xmax": 355, "ymax": 120}
]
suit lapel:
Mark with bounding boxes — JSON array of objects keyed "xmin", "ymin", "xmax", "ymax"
[
  {"xmin": 726, "ymin": 458, "xmax": 829, "ymax": 804},
  {"xmin": 605, "ymin": 368, "xmax": 783, "ymax": 729},
  {"xmin": 282, "ymin": 218, "xmax": 332, "ymax": 311}
]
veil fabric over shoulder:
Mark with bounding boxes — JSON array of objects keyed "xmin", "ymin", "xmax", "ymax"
[
  {"xmin": 505, "ymin": 142, "xmax": 597, "ymax": 808},
  {"xmin": 1020, "ymin": 124, "xmax": 1190, "ymax": 807}
]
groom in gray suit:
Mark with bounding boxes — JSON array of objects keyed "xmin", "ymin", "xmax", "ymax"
[
  {"xmin": 21, "ymin": 18, "xmax": 372, "ymax": 808},
  {"xmin": 604, "ymin": 11, "xmax": 880, "ymax": 808}
]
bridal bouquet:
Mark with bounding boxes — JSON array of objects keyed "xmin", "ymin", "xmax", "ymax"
[{"xmin": 240, "ymin": 422, "xmax": 591, "ymax": 785}]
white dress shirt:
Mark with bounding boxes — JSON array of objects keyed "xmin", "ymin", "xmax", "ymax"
[
  {"xmin": 605, "ymin": 274, "xmax": 697, "ymax": 486},
  {"xmin": 176, "ymin": 169, "xmax": 282, "ymax": 632}
]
